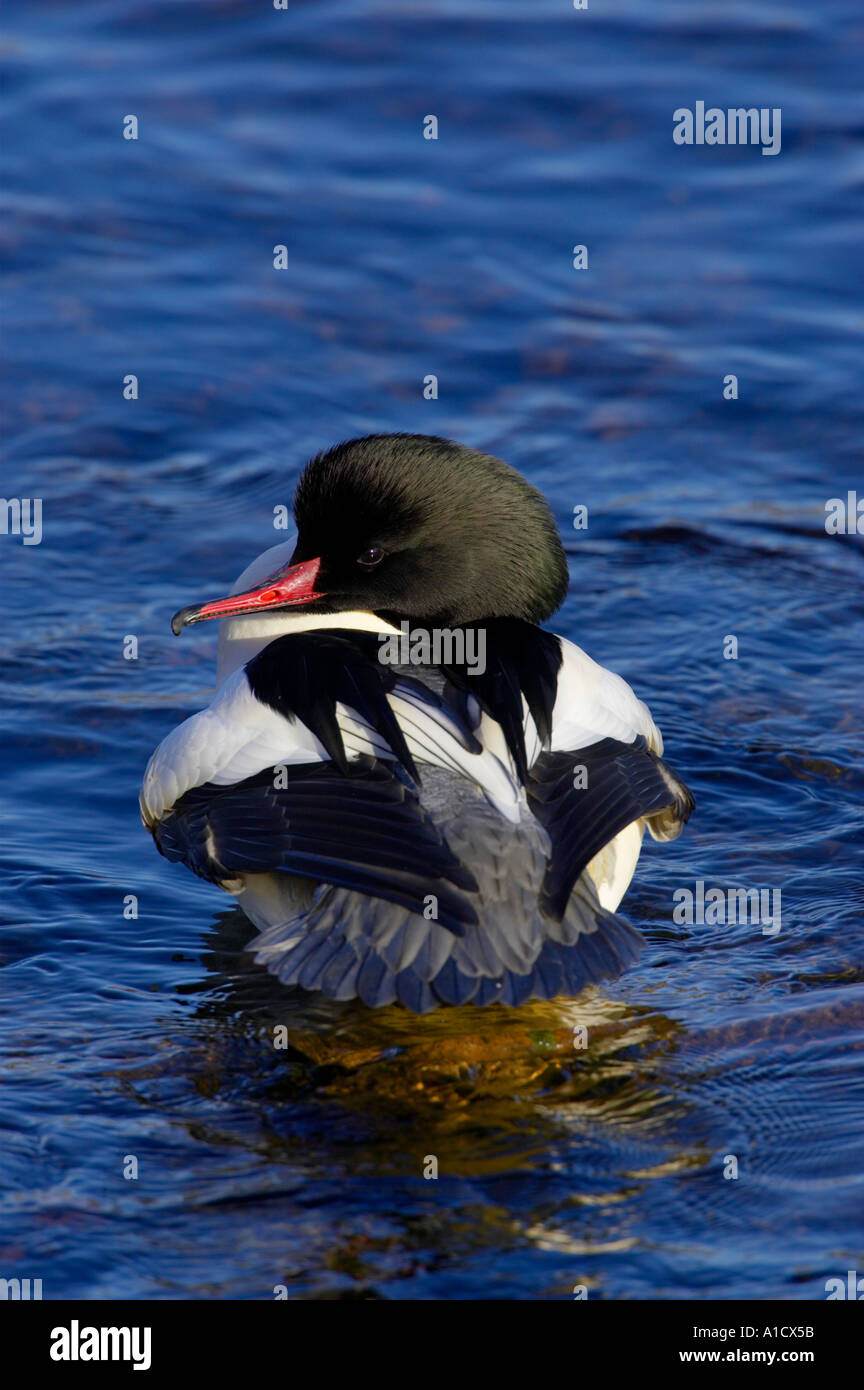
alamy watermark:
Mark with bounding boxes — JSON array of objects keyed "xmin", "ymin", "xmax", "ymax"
[
  {"xmin": 826, "ymin": 1270, "xmax": 864, "ymax": 1299},
  {"xmin": 378, "ymin": 621, "xmax": 486, "ymax": 675},
  {"xmin": 673, "ymin": 880, "xmax": 781, "ymax": 936},
  {"xmin": 0, "ymin": 1276, "xmax": 42, "ymax": 1299},
  {"xmin": 673, "ymin": 103, "xmax": 781, "ymax": 156},
  {"xmin": 50, "ymin": 1321, "xmax": 151, "ymax": 1370},
  {"xmin": 825, "ymin": 492, "xmax": 864, "ymax": 535},
  {"xmin": 1, "ymin": 497, "xmax": 42, "ymax": 545}
]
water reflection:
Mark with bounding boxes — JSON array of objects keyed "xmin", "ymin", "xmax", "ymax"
[{"xmin": 142, "ymin": 909, "xmax": 692, "ymax": 1175}]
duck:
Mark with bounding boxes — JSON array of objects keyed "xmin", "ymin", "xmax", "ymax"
[{"xmin": 141, "ymin": 433, "xmax": 693, "ymax": 1012}]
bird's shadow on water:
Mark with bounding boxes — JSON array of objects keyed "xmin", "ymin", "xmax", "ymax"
[{"xmin": 126, "ymin": 906, "xmax": 701, "ymax": 1183}]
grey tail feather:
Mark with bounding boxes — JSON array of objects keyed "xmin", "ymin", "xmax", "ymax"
[{"xmin": 251, "ymin": 905, "xmax": 643, "ymax": 1014}]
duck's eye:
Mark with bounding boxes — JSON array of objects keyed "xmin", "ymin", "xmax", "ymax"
[{"xmin": 357, "ymin": 546, "xmax": 385, "ymax": 568}]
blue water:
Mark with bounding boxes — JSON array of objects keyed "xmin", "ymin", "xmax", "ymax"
[{"xmin": 2, "ymin": 0, "xmax": 863, "ymax": 1300}]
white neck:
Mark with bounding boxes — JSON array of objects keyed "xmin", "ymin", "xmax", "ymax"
[
  {"xmin": 216, "ymin": 609, "xmax": 401, "ymax": 683},
  {"xmin": 212, "ymin": 535, "xmax": 402, "ymax": 683}
]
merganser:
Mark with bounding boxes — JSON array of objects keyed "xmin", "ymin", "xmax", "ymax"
[{"xmin": 141, "ymin": 434, "xmax": 693, "ymax": 1012}]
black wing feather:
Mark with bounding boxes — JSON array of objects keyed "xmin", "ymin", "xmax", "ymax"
[
  {"xmin": 528, "ymin": 736, "xmax": 695, "ymax": 919},
  {"xmin": 246, "ymin": 632, "xmax": 420, "ymax": 780},
  {"xmin": 152, "ymin": 758, "xmax": 478, "ymax": 935},
  {"xmin": 441, "ymin": 619, "xmax": 562, "ymax": 779}
]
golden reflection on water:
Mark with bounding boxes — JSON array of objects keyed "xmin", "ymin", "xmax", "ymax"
[{"xmin": 122, "ymin": 909, "xmax": 702, "ymax": 1188}]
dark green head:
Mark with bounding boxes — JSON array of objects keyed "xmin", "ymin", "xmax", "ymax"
[
  {"xmin": 289, "ymin": 434, "xmax": 569, "ymax": 626},
  {"xmin": 171, "ymin": 434, "xmax": 569, "ymax": 634}
]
